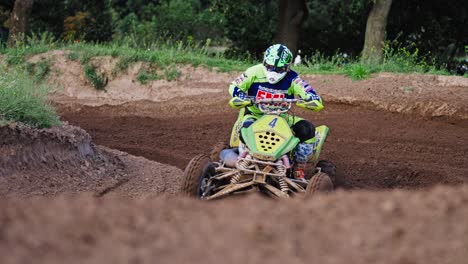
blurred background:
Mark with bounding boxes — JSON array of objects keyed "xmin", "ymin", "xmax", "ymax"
[{"xmin": 0, "ymin": 0, "xmax": 467, "ymax": 74}]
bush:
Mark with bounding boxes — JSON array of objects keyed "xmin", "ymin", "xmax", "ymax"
[
  {"xmin": 0, "ymin": 67, "xmax": 61, "ymax": 128},
  {"xmin": 84, "ymin": 64, "xmax": 107, "ymax": 90},
  {"xmin": 345, "ymin": 63, "xmax": 373, "ymax": 80},
  {"xmin": 25, "ymin": 59, "xmax": 51, "ymax": 82},
  {"xmin": 137, "ymin": 67, "xmax": 160, "ymax": 85},
  {"xmin": 378, "ymin": 41, "xmax": 448, "ymax": 74},
  {"xmin": 113, "ymin": 0, "xmax": 225, "ymax": 46}
]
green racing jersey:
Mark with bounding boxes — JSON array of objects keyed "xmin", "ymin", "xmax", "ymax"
[{"xmin": 228, "ymin": 64, "xmax": 323, "ymax": 114}]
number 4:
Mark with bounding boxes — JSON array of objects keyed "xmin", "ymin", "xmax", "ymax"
[{"xmin": 268, "ymin": 118, "xmax": 278, "ymax": 128}]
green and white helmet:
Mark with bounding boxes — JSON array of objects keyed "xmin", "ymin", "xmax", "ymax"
[{"xmin": 263, "ymin": 44, "xmax": 293, "ymax": 84}]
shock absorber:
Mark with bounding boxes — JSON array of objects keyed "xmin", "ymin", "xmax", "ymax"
[
  {"xmin": 230, "ymin": 173, "xmax": 241, "ymax": 184},
  {"xmin": 237, "ymin": 154, "xmax": 251, "ymax": 170},
  {"xmin": 278, "ymin": 177, "xmax": 289, "ymax": 194},
  {"xmin": 276, "ymin": 160, "xmax": 286, "ymax": 176}
]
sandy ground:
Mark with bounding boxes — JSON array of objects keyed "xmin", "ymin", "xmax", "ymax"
[{"xmin": 1, "ymin": 52, "xmax": 468, "ymax": 263}]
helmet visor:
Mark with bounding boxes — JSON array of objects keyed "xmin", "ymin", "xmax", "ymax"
[{"xmin": 264, "ymin": 63, "xmax": 288, "ymax": 73}]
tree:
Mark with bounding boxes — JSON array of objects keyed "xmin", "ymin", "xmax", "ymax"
[
  {"xmin": 7, "ymin": 0, "xmax": 33, "ymax": 47},
  {"xmin": 361, "ymin": 0, "xmax": 392, "ymax": 64},
  {"xmin": 212, "ymin": 0, "xmax": 277, "ymax": 59},
  {"xmin": 275, "ymin": 0, "xmax": 306, "ymax": 56}
]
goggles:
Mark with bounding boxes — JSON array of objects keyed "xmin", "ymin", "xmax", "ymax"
[{"xmin": 264, "ymin": 63, "xmax": 288, "ymax": 73}]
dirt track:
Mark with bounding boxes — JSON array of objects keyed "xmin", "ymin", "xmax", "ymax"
[
  {"xmin": 2, "ymin": 67, "xmax": 468, "ymax": 263},
  {"xmin": 61, "ymin": 99, "xmax": 468, "ymax": 190}
]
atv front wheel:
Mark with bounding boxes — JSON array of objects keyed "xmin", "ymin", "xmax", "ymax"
[
  {"xmin": 181, "ymin": 154, "xmax": 216, "ymax": 198},
  {"xmin": 305, "ymin": 172, "xmax": 334, "ymax": 197}
]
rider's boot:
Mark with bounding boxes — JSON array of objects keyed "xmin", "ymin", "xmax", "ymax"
[{"xmin": 294, "ymin": 161, "xmax": 307, "ymax": 181}]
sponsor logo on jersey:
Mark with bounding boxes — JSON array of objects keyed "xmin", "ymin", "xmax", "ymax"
[
  {"xmin": 234, "ymin": 73, "xmax": 247, "ymax": 85},
  {"xmin": 256, "ymin": 90, "xmax": 285, "ymax": 100},
  {"xmin": 294, "ymin": 77, "xmax": 309, "ymax": 88},
  {"xmin": 258, "ymin": 85, "xmax": 288, "ymax": 94}
]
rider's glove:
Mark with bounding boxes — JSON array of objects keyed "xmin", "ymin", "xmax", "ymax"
[
  {"xmin": 296, "ymin": 96, "xmax": 324, "ymax": 112},
  {"xmin": 229, "ymin": 90, "xmax": 252, "ymax": 108},
  {"xmin": 236, "ymin": 90, "xmax": 247, "ymax": 100}
]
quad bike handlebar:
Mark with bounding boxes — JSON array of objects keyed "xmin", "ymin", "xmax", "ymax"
[
  {"xmin": 251, "ymin": 97, "xmax": 307, "ymax": 114},
  {"xmin": 229, "ymin": 96, "xmax": 317, "ymax": 113},
  {"xmin": 253, "ymin": 98, "xmax": 303, "ymax": 103}
]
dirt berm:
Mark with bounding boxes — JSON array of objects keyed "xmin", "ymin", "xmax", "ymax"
[
  {"xmin": 1, "ymin": 52, "xmax": 468, "ymax": 263},
  {"xmin": 0, "ymin": 123, "xmax": 182, "ymax": 197}
]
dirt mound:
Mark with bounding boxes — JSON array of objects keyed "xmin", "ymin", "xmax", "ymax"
[
  {"xmin": 312, "ymin": 73, "xmax": 468, "ymax": 120},
  {"xmin": 0, "ymin": 123, "xmax": 182, "ymax": 197},
  {"xmin": 30, "ymin": 50, "xmax": 233, "ymax": 106},
  {"xmin": 0, "ymin": 122, "xmax": 98, "ymax": 171},
  {"xmin": 2, "ymin": 185, "xmax": 468, "ymax": 264},
  {"xmin": 29, "ymin": 50, "xmax": 468, "ymax": 120}
]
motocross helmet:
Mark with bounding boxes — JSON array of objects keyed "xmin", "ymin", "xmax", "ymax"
[{"xmin": 263, "ymin": 44, "xmax": 293, "ymax": 84}]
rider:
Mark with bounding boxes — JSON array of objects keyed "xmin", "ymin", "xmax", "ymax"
[{"xmin": 228, "ymin": 44, "xmax": 324, "ymax": 180}]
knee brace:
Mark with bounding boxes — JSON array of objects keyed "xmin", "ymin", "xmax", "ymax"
[{"xmin": 291, "ymin": 120, "xmax": 315, "ymax": 142}]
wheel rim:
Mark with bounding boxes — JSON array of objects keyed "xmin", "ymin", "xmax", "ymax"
[
  {"xmin": 197, "ymin": 164, "xmax": 216, "ymax": 198},
  {"xmin": 199, "ymin": 176, "xmax": 211, "ymax": 197}
]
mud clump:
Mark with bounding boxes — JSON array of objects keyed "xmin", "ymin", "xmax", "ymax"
[{"xmin": 0, "ymin": 123, "xmax": 126, "ymax": 196}]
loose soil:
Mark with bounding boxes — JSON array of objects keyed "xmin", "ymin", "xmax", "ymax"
[
  {"xmin": 2, "ymin": 54, "xmax": 468, "ymax": 263},
  {"xmin": 60, "ymin": 99, "xmax": 468, "ymax": 190}
]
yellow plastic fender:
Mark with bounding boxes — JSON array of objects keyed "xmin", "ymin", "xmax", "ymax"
[{"xmin": 229, "ymin": 108, "xmax": 245, "ymax": 147}]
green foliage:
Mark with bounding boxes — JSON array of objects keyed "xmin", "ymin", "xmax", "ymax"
[
  {"xmin": 303, "ymin": 0, "xmax": 370, "ymax": 56},
  {"xmin": 380, "ymin": 41, "xmax": 442, "ymax": 73},
  {"xmin": 0, "ymin": 32, "xmax": 59, "ymax": 65},
  {"xmin": 345, "ymin": 64, "xmax": 374, "ymax": 80},
  {"xmin": 25, "ymin": 59, "xmax": 51, "ymax": 82},
  {"xmin": 30, "ymin": 0, "xmax": 113, "ymax": 42},
  {"xmin": 137, "ymin": 67, "xmax": 160, "ymax": 84},
  {"xmin": 67, "ymin": 39, "xmax": 251, "ymax": 73},
  {"xmin": 387, "ymin": 0, "xmax": 468, "ymax": 65},
  {"xmin": 83, "ymin": 64, "xmax": 107, "ymax": 90},
  {"xmin": 0, "ymin": 37, "xmax": 457, "ymax": 84},
  {"xmin": 0, "ymin": 67, "xmax": 61, "ymax": 128},
  {"xmin": 1, "ymin": 0, "xmax": 466, "ymax": 72},
  {"xmin": 63, "ymin": 11, "xmax": 89, "ymax": 41},
  {"xmin": 163, "ymin": 64, "xmax": 181, "ymax": 81},
  {"xmin": 301, "ymin": 51, "xmax": 349, "ymax": 73},
  {"xmin": 112, "ymin": 0, "xmax": 225, "ymax": 46},
  {"xmin": 211, "ymin": 0, "xmax": 277, "ymax": 58},
  {"xmin": 114, "ymin": 53, "xmax": 139, "ymax": 74},
  {"xmin": 67, "ymin": 52, "xmax": 79, "ymax": 61}
]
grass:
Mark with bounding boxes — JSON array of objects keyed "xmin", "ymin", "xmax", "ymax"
[
  {"xmin": 25, "ymin": 59, "xmax": 51, "ymax": 81},
  {"xmin": 137, "ymin": 68, "xmax": 161, "ymax": 84},
  {"xmin": 163, "ymin": 64, "xmax": 181, "ymax": 81},
  {"xmin": 84, "ymin": 64, "xmax": 107, "ymax": 90},
  {"xmin": 0, "ymin": 34, "xmax": 459, "ymax": 83},
  {"xmin": 1, "ymin": 34, "xmax": 461, "ymax": 129},
  {"xmin": 344, "ymin": 64, "xmax": 373, "ymax": 80},
  {"xmin": 0, "ymin": 66, "xmax": 61, "ymax": 128}
]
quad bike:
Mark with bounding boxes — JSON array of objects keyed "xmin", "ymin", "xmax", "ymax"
[{"xmin": 181, "ymin": 97, "xmax": 336, "ymax": 200}]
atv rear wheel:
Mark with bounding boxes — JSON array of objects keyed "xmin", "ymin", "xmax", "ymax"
[
  {"xmin": 210, "ymin": 141, "xmax": 230, "ymax": 162},
  {"xmin": 181, "ymin": 154, "xmax": 216, "ymax": 198},
  {"xmin": 316, "ymin": 160, "xmax": 336, "ymax": 183},
  {"xmin": 305, "ymin": 172, "xmax": 334, "ymax": 197}
]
